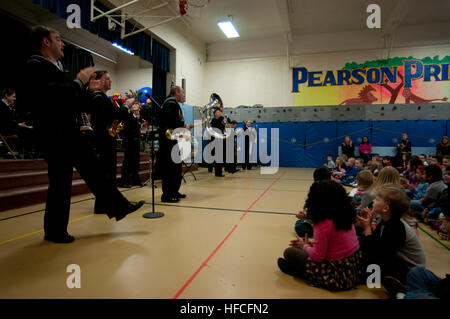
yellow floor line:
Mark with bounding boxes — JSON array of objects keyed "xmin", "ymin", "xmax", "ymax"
[
  {"xmin": 0, "ymin": 214, "xmax": 94, "ymax": 246},
  {"xmin": 0, "ymin": 170, "xmax": 242, "ymax": 246}
]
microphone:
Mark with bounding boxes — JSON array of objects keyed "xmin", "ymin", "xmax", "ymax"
[{"xmin": 145, "ymin": 93, "xmax": 162, "ymax": 109}]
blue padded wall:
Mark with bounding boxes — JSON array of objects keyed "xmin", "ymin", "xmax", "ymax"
[
  {"xmin": 371, "ymin": 121, "xmax": 408, "ymax": 146},
  {"xmin": 406, "ymin": 120, "xmax": 446, "ymax": 147},
  {"xmin": 199, "ymin": 120, "xmax": 447, "ymax": 168},
  {"xmin": 304, "ymin": 122, "xmax": 338, "ymax": 168},
  {"xmin": 272, "ymin": 122, "xmax": 306, "ymax": 167}
]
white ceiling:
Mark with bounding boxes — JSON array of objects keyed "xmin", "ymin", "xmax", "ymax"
[
  {"xmin": 150, "ymin": 0, "xmax": 450, "ymax": 44},
  {"xmin": 5, "ymin": 0, "xmax": 450, "ymax": 47}
]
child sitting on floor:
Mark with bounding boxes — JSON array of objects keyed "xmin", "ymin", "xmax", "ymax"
[
  {"xmin": 351, "ymin": 170, "xmax": 374, "ymax": 208},
  {"xmin": 332, "ymin": 156, "xmax": 346, "ymax": 179},
  {"xmin": 357, "ymin": 184, "xmax": 426, "ymax": 295},
  {"xmin": 410, "ymin": 165, "xmax": 447, "ymax": 219},
  {"xmin": 294, "ymin": 167, "xmax": 331, "ymax": 238},
  {"xmin": 383, "ymin": 156, "xmax": 393, "ymax": 167},
  {"xmin": 278, "ymin": 180, "xmax": 362, "ymax": 291},
  {"xmin": 422, "ymin": 166, "xmax": 450, "ymax": 223},
  {"xmin": 324, "ymin": 154, "xmax": 336, "ymax": 170},
  {"xmin": 338, "ymin": 158, "xmax": 359, "ymax": 184}
]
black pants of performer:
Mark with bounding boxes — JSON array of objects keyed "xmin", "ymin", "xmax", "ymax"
[
  {"xmin": 243, "ymin": 143, "xmax": 252, "ymax": 170},
  {"xmin": 42, "ymin": 133, "xmax": 130, "ymax": 238},
  {"xmin": 94, "ymin": 136, "xmax": 118, "ymax": 212},
  {"xmin": 213, "ymin": 139, "xmax": 225, "ymax": 176},
  {"xmin": 160, "ymin": 142, "xmax": 182, "ymax": 199},
  {"xmin": 121, "ymin": 144, "xmax": 141, "ymax": 185}
]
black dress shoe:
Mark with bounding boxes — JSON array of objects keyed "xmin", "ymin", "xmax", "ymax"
[
  {"xmin": 116, "ymin": 200, "xmax": 145, "ymax": 221},
  {"xmin": 44, "ymin": 233, "xmax": 75, "ymax": 244},
  {"xmin": 161, "ymin": 196, "xmax": 180, "ymax": 203},
  {"xmin": 176, "ymin": 193, "xmax": 186, "ymax": 199},
  {"xmin": 215, "ymin": 175, "xmax": 225, "ymax": 177},
  {"xmin": 118, "ymin": 183, "xmax": 132, "ymax": 188}
]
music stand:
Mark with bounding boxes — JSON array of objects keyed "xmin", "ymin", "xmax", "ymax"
[{"xmin": 142, "ymin": 94, "xmax": 164, "ymax": 219}]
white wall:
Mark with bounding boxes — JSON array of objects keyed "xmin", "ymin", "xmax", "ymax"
[
  {"xmin": 152, "ymin": 22, "xmax": 206, "ymax": 106},
  {"xmin": 204, "ymin": 56, "xmax": 290, "ymax": 107},
  {"xmin": 204, "ymin": 43, "xmax": 450, "ymax": 107}
]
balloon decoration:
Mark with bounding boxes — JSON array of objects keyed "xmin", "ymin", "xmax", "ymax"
[{"xmin": 138, "ymin": 87, "xmax": 153, "ymax": 104}]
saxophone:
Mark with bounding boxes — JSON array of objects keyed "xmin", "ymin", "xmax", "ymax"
[{"xmin": 107, "ymin": 99, "xmax": 125, "ymax": 138}]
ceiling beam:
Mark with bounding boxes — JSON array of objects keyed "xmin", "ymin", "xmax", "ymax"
[
  {"xmin": 382, "ymin": 0, "xmax": 410, "ymax": 35},
  {"xmin": 274, "ymin": 0, "xmax": 292, "ymax": 43}
]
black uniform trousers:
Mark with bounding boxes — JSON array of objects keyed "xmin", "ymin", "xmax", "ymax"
[
  {"xmin": 43, "ymin": 132, "xmax": 129, "ymax": 238},
  {"xmin": 160, "ymin": 141, "xmax": 182, "ymax": 198},
  {"xmin": 94, "ymin": 135, "xmax": 118, "ymax": 212},
  {"xmin": 243, "ymin": 136, "xmax": 252, "ymax": 170},
  {"xmin": 214, "ymin": 139, "xmax": 225, "ymax": 176}
]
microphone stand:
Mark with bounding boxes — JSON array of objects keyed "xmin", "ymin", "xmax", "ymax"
[{"xmin": 142, "ymin": 94, "xmax": 164, "ymax": 219}]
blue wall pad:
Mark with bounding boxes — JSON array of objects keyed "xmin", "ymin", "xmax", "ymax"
[{"xmin": 199, "ymin": 120, "xmax": 446, "ymax": 168}]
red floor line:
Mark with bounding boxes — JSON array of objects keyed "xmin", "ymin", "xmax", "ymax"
[
  {"xmin": 240, "ymin": 170, "xmax": 287, "ymax": 220},
  {"xmin": 172, "ymin": 224, "xmax": 238, "ymax": 299},
  {"xmin": 172, "ymin": 170, "xmax": 286, "ymax": 299}
]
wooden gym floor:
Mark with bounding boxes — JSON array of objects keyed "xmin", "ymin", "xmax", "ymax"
[{"xmin": 0, "ymin": 167, "xmax": 448, "ymax": 299}]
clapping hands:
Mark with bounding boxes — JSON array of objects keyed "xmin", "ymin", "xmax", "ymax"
[
  {"xmin": 290, "ymin": 234, "xmax": 312, "ymax": 250},
  {"xmin": 356, "ymin": 207, "xmax": 375, "ymax": 234}
]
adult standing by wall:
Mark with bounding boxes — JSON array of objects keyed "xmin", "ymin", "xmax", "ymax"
[
  {"xmin": 21, "ymin": 25, "xmax": 144, "ymax": 243},
  {"xmin": 395, "ymin": 133, "xmax": 412, "ymax": 167},
  {"xmin": 359, "ymin": 136, "xmax": 372, "ymax": 163},
  {"xmin": 436, "ymin": 136, "xmax": 450, "ymax": 157},
  {"xmin": 341, "ymin": 136, "xmax": 355, "ymax": 159}
]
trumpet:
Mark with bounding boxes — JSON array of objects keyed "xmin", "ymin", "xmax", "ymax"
[{"xmin": 107, "ymin": 99, "xmax": 125, "ymax": 138}]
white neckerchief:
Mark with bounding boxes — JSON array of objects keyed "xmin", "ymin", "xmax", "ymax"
[
  {"xmin": 31, "ymin": 55, "xmax": 63, "ymax": 72},
  {"xmin": 2, "ymin": 98, "xmax": 11, "ymax": 108}
]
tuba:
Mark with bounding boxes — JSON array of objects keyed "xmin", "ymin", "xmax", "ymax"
[{"xmin": 200, "ymin": 93, "xmax": 232, "ymax": 140}]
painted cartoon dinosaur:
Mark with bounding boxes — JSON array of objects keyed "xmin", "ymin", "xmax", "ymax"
[
  {"xmin": 339, "ymin": 85, "xmax": 378, "ymax": 105},
  {"xmin": 402, "ymin": 88, "xmax": 448, "ymax": 104}
]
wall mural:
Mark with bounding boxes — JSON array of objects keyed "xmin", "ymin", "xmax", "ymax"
[{"xmin": 292, "ymin": 56, "xmax": 450, "ymax": 106}]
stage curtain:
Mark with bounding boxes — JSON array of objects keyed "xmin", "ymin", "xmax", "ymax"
[{"xmin": 32, "ymin": 0, "xmax": 167, "ymax": 66}]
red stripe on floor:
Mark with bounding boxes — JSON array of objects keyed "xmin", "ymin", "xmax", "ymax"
[
  {"xmin": 172, "ymin": 224, "xmax": 238, "ymax": 299},
  {"xmin": 172, "ymin": 170, "xmax": 285, "ymax": 299},
  {"xmin": 240, "ymin": 170, "xmax": 287, "ymax": 220}
]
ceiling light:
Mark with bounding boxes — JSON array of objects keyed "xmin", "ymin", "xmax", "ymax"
[
  {"xmin": 112, "ymin": 42, "xmax": 134, "ymax": 55},
  {"xmin": 217, "ymin": 21, "xmax": 240, "ymax": 38}
]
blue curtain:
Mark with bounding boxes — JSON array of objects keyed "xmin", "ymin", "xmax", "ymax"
[
  {"xmin": 32, "ymin": 0, "xmax": 169, "ymax": 69},
  {"xmin": 152, "ymin": 39, "xmax": 170, "ymax": 73},
  {"xmin": 152, "ymin": 68, "xmax": 167, "ymax": 107}
]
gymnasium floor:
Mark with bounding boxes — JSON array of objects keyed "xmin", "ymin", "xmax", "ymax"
[{"xmin": 0, "ymin": 167, "xmax": 448, "ymax": 299}]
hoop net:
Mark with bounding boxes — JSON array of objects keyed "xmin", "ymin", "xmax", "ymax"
[{"xmin": 186, "ymin": 0, "xmax": 210, "ymax": 8}]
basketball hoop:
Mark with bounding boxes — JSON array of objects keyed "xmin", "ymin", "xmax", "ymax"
[{"xmin": 179, "ymin": 0, "xmax": 210, "ymax": 15}]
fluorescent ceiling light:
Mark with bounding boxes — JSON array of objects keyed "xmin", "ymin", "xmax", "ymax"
[
  {"xmin": 217, "ymin": 21, "xmax": 240, "ymax": 38},
  {"xmin": 112, "ymin": 42, "xmax": 135, "ymax": 55}
]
